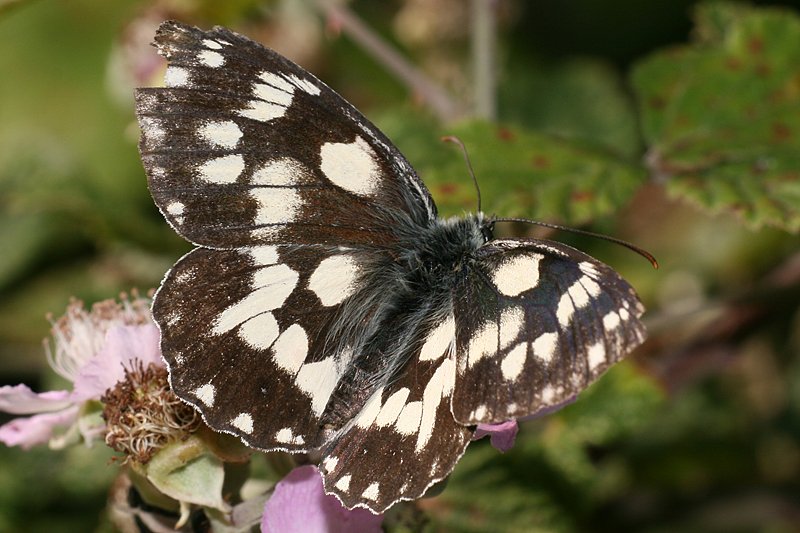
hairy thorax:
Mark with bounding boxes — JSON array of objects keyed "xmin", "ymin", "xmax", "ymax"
[{"xmin": 395, "ymin": 213, "xmax": 492, "ymax": 293}]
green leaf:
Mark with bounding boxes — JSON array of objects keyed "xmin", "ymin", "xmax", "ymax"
[
  {"xmin": 539, "ymin": 362, "xmax": 665, "ymax": 486},
  {"xmin": 632, "ymin": 1, "xmax": 800, "ymax": 232},
  {"xmin": 434, "ymin": 364, "xmax": 663, "ymax": 532},
  {"xmin": 140, "ymin": 435, "xmax": 230, "ymax": 514},
  {"xmin": 383, "ymin": 116, "xmax": 646, "ymax": 224}
]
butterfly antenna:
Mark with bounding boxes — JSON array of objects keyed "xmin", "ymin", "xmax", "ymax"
[
  {"xmin": 494, "ymin": 216, "xmax": 659, "ymax": 269},
  {"xmin": 442, "ymin": 136, "xmax": 481, "ymax": 213}
]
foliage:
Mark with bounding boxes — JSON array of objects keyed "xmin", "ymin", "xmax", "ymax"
[{"xmin": 633, "ymin": 1, "xmax": 800, "ymax": 232}]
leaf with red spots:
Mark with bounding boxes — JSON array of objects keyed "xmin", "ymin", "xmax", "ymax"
[
  {"xmin": 632, "ymin": 3, "xmax": 800, "ymax": 233},
  {"xmin": 394, "ymin": 120, "xmax": 646, "ymax": 225}
]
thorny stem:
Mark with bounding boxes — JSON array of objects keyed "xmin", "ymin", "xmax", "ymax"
[
  {"xmin": 471, "ymin": 0, "xmax": 497, "ymax": 120},
  {"xmin": 314, "ymin": 0, "xmax": 463, "ymax": 122}
]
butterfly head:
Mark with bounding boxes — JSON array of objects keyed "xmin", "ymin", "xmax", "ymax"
[{"xmin": 479, "ymin": 213, "xmax": 495, "ymax": 243}]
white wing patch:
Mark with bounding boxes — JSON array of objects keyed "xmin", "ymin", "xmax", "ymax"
[
  {"xmin": 275, "ymin": 427, "xmax": 305, "ymax": 445},
  {"xmin": 287, "ymin": 73, "xmax": 320, "ymax": 95},
  {"xmin": 319, "ymin": 136, "xmax": 381, "ymax": 196},
  {"xmin": 419, "ymin": 315, "xmax": 456, "ymax": 361},
  {"xmin": 395, "ymin": 401, "xmax": 423, "ymax": 435},
  {"xmin": 198, "ymin": 154, "xmax": 244, "ymax": 184},
  {"xmin": 467, "ymin": 321, "xmax": 498, "ymax": 367},
  {"xmin": 466, "ymin": 321, "xmax": 498, "ymax": 368},
  {"xmin": 470, "ymin": 405, "xmax": 487, "ymax": 420},
  {"xmin": 248, "ymin": 245, "xmax": 279, "ymax": 265},
  {"xmin": 579, "ymin": 261, "xmax": 600, "ymax": 278},
  {"xmin": 239, "ymin": 72, "xmax": 293, "ymax": 122},
  {"xmin": 231, "ymin": 413, "xmax": 253, "ymax": 434},
  {"xmin": 500, "ymin": 330, "xmax": 558, "ymax": 381},
  {"xmin": 467, "ymin": 307, "xmax": 523, "ymax": 369},
  {"xmin": 272, "ymin": 323, "xmax": 309, "ymax": 374},
  {"xmin": 164, "ymin": 66, "xmax": 189, "ymax": 87},
  {"xmin": 374, "ymin": 388, "xmax": 411, "ymax": 427},
  {"xmin": 500, "ymin": 343, "xmax": 527, "ymax": 381},
  {"xmin": 501, "ymin": 330, "xmax": 558, "ymax": 382},
  {"xmin": 139, "ymin": 116, "xmax": 165, "ymax": 144},
  {"xmin": 238, "ymin": 312, "xmax": 280, "ymax": 350},
  {"xmin": 199, "ymin": 120, "xmax": 242, "ymax": 149},
  {"xmin": 295, "ymin": 355, "xmax": 340, "ymax": 417},
  {"xmin": 194, "ymin": 383, "xmax": 216, "ymax": 407},
  {"xmin": 499, "ymin": 306, "xmax": 525, "ymax": 349},
  {"xmin": 587, "ymin": 341, "xmax": 606, "ymax": 370},
  {"xmin": 202, "ymin": 39, "xmax": 223, "ymax": 50},
  {"xmin": 199, "ymin": 49, "xmax": 225, "ymax": 68},
  {"xmin": 541, "ymin": 384, "xmax": 557, "ymax": 403},
  {"xmin": 361, "ymin": 482, "xmax": 380, "ymax": 501},
  {"xmin": 322, "ymin": 456, "xmax": 339, "ymax": 473},
  {"xmin": 531, "ymin": 331, "xmax": 558, "ymax": 363},
  {"xmin": 252, "ymin": 157, "xmax": 310, "ymax": 186},
  {"xmin": 556, "ymin": 275, "xmax": 601, "ymax": 327},
  {"xmin": 416, "ymin": 358, "xmax": 456, "ymax": 451},
  {"xmin": 602, "ymin": 310, "xmax": 621, "ymax": 330},
  {"xmin": 237, "ymin": 70, "xmax": 317, "ymax": 123},
  {"xmin": 335, "ymin": 475, "xmax": 351, "ymax": 491},
  {"xmin": 250, "ymin": 187, "xmax": 302, "ymax": 225},
  {"xmin": 355, "ymin": 387, "xmax": 385, "ymax": 429},
  {"xmin": 308, "ymin": 255, "xmax": 361, "ymax": 306},
  {"xmin": 166, "ymin": 201, "xmax": 185, "ymax": 224},
  {"xmin": 212, "ymin": 264, "xmax": 298, "ymax": 334},
  {"xmin": 239, "ymin": 99, "xmax": 289, "ymax": 122},
  {"xmin": 492, "ymin": 253, "xmax": 543, "ymax": 296}
]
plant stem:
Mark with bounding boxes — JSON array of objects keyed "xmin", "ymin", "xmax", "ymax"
[
  {"xmin": 315, "ymin": 0, "xmax": 463, "ymax": 122},
  {"xmin": 471, "ymin": 0, "xmax": 497, "ymax": 120}
]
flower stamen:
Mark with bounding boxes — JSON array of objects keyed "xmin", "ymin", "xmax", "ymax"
[{"xmin": 102, "ymin": 361, "xmax": 200, "ymax": 464}]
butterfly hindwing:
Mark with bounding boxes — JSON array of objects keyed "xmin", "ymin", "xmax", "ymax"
[
  {"xmin": 320, "ymin": 317, "xmax": 473, "ymax": 513},
  {"xmin": 154, "ymin": 244, "xmax": 380, "ymax": 450},
  {"xmin": 136, "ymin": 21, "xmax": 435, "ymax": 249},
  {"xmin": 450, "ymin": 239, "xmax": 646, "ymax": 424}
]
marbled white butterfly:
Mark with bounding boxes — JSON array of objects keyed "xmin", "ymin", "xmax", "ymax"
[{"xmin": 136, "ymin": 21, "xmax": 647, "ymax": 513}]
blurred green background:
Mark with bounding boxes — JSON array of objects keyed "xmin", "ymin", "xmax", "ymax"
[{"xmin": 1, "ymin": 0, "xmax": 799, "ymax": 531}]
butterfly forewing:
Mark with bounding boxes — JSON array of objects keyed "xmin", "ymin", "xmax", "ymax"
[
  {"xmin": 450, "ymin": 239, "xmax": 646, "ymax": 425},
  {"xmin": 136, "ymin": 21, "xmax": 435, "ymax": 249}
]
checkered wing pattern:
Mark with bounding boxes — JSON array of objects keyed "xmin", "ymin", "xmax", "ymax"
[{"xmin": 137, "ymin": 21, "xmax": 649, "ymax": 514}]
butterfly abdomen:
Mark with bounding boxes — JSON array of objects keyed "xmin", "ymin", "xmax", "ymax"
[{"xmin": 318, "ymin": 214, "xmax": 488, "ymax": 419}]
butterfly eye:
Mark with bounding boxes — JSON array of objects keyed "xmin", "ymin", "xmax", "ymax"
[{"xmin": 480, "ymin": 218, "xmax": 495, "ymax": 242}]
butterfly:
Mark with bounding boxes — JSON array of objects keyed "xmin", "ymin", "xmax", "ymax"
[{"xmin": 135, "ymin": 21, "xmax": 647, "ymax": 513}]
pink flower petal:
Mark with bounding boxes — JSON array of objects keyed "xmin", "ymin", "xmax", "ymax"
[
  {"xmin": 0, "ymin": 384, "xmax": 72, "ymax": 415},
  {"xmin": 0, "ymin": 405, "xmax": 80, "ymax": 449},
  {"xmin": 116, "ymin": 323, "xmax": 162, "ymax": 368},
  {"xmin": 73, "ymin": 324, "xmax": 162, "ymax": 400},
  {"xmin": 261, "ymin": 465, "xmax": 383, "ymax": 533},
  {"xmin": 474, "ymin": 420, "xmax": 519, "ymax": 452}
]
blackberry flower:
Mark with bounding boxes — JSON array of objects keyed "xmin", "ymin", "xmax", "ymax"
[
  {"xmin": 261, "ymin": 465, "xmax": 384, "ymax": 533},
  {"xmin": 102, "ymin": 361, "xmax": 201, "ymax": 463},
  {"xmin": 0, "ymin": 294, "xmax": 161, "ymax": 449}
]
